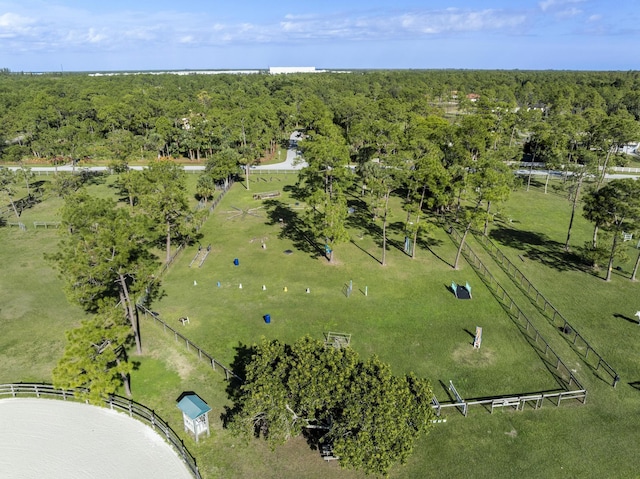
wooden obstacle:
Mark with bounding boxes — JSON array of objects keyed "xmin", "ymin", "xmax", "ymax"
[
  {"xmin": 325, "ymin": 332, "xmax": 351, "ymax": 349},
  {"xmin": 189, "ymin": 244, "xmax": 211, "ymax": 268},
  {"xmin": 33, "ymin": 221, "xmax": 60, "ymax": 229},
  {"xmin": 473, "ymin": 326, "xmax": 482, "ymax": 349},
  {"xmin": 448, "ymin": 380, "xmax": 468, "ymax": 416},
  {"xmin": 252, "ymin": 190, "xmax": 280, "ymax": 200},
  {"xmin": 199, "ymin": 244, "xmax": 211, "ymax": 267},
  {"xmin": 321, "ymin": 444, "xmax": 339, "ymax": 461},
  {"xmin": 189, "ymin": 246, "xmax": 203, "ymax": 267},
  {"xmin": 8, "ymin": 222, "xmax": 26, "ymax": 231}
]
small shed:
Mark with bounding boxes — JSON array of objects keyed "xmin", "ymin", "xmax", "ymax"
[{"xmin": 177, "ymin": 393, "xmax": 211, "ymax": 442}]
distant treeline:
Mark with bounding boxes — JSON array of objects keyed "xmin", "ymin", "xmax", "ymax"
[{"xmin": 1, "ymin": 69, "xmax": 639, "ymax": 165}]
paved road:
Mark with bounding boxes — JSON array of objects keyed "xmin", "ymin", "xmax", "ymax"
[
  {"xmin": 6, "ymin": 131, "xmax": 308, "ymax": 173},
  {"xmin": 253, "ymin": 131, "xmax": 308, "ymax": 170}
]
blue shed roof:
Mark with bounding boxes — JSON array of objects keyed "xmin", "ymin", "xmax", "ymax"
[{"xmin": 177, "ymin": 394, "xmax": 211, "ymax": 420}]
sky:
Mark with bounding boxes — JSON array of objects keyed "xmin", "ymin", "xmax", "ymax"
[{"xmin": 0, "ymin": 0, "xmax": 638, "ymax": 72}]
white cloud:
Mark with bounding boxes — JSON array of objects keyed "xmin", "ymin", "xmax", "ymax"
[
  {"xmin": 539, "ymin": 0, "xmax": 585, "ymax": 12},
  {"xmin": 0, "ymin": 11, "xmax": 33, "ymax": 28},
  {"xmin": 407, "ymin": 8, "xmax": 526, "ymax": 34},
  {"xmin": 87, "ymin": 28, "xmax": 107, "ymax": 44},
  {"xmin": 276, "ymin": 8, "xmax": 528, "ymax": 42},
  {"xmin": 0, "ymin": 1, "xmax": 622, "ymax": 57},
  {"xmin": 555, "ymin": 7, "xmax": 583, "ymax": 18},
  {"xmin": 0, "ymin": 11, "xmax": 36, "ymax": 39}
]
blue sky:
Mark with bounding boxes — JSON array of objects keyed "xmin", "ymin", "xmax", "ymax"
[{"xmin": 0, "ymin": 0, "xmax": 638, "ymax": 72}]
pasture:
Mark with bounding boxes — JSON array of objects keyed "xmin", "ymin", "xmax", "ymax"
[{"xmin": 1, "ymin": 171, "xmax": 640, "ymax": 478}]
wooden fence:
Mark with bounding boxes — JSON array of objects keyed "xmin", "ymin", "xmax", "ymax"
[
  {"xmin": 473, "ymin": 231, "xmax": 620, "ymax": 387},
  {"xmin": 137, "ymin": 305, "xmax": 242, "ymax": 383},
  {"xmin": 434, "ymin": 227, "xmax": 588, "ymax": 416},
  {"xmin": 0, "ymin": 383, "xmax": 201, "ymax": 479},
  {"xmin": 432, "ymin": 389, "xmax": 589, "ymax": 417}
]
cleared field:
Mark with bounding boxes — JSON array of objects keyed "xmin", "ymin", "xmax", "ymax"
[{"xmin": 154, "ymin": 176, "xmax": 558, "ymax": 401}]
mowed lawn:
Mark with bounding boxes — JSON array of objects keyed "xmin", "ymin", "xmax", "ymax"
[{"xmin": 153, "ymin": 175, "xmax": 556, "ymax": 400}]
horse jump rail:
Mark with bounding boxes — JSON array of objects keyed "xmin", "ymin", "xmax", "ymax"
[{"xmin": 252, "ymin": 190, "xmax": 280, "ymax": 200}]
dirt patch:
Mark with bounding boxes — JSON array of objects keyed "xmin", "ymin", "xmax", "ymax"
[
  {"xmin": 451, "ymin": 343, "xmax": 496, "ymax": 367},
  {"xmin": 147, "ymin": 341, "xmax": 194, "ymax": 380}
]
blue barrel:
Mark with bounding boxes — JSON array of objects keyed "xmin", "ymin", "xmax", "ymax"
[
  {"xmin": 233, "ymin": 258, "xmax": 239, "ymax": 266},
  {"xmin": 264, "ymin": 314, "xmax": 271, "ymax": 324}
]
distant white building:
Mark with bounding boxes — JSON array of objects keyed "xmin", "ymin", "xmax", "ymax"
[{"xmin": 269, "ymin": 66, "xmax": 318, "ymax": 74}]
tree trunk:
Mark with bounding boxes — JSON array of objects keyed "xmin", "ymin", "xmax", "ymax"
[
  {"xmin": 631, "ymin": 250, "xmax": 640, "ymax": 281},
  {"xmin": 122, "ymin": 373, "xmax": 132, "ymax": 397},
  {"xmin": 118, "ymin": 275, "xmax": 142, "ymax": 354},
  {"xmin": 544, "ymin": 171, "xmax": 550, "ymax": 194},
  {"xmin": 526, "ymin": 148, "xmax": 537, "ymax": 192},
  {"xmin": 591, "ymin": 223, "xmax": 600, "ymax": 268},
  {"xmin": 605, "ymin": 231, "xmax": 619, "ymax": 282},
  {"xmin": 453, "ymin": 222, "xmax": 472, "ymax": 270},
  {"xmin": 381, "ymin": 192, "xmax": 390, "ymax": 266},
  {"xmin": 483, "ymin": 200, "xmax": 491, "ymax": 236},
  {"xmin": 564, "ymin": 177, "xmax": 583, "ymax": 252},
  {"xmin": 411, "ymin": 186, "xmax": 426, "ymax": 259},
  {"xmin": 117, "ymin": 358, "xmax": 132, "ymax": 397},
  {"xmin": 21, "ymin": 168, "xmax": 32, "ymax": 197},
  {"xmin": 7, "ymin": 196, "xmax": 20, "ymax": 218},
  {"xmin": 454, "ymin": 189, "xmax": 463, "ymax": 222},
  {"xmin": 165, "ymin": 221, "xmax": 172, "ymax": 263},
  {"xmin": 245, "ymin": 164, "xmax": 250, "ymax": 191},
  {"xmin": 596, "ymin": 147, "xmax": 612, "ymax": 190}
]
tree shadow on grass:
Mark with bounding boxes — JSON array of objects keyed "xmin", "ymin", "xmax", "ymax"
[
  {"xmin": 489, "ymin": 226, "xmax": 591, "ymax": 273},
  {"xmin": 344, "ymin": 198, "xmax": 409, "ymax": 262},
  {"xmin": 263, "ymin": 199, "xmax": 326, "ymax": 260},
  {"xmin": 344, "ymin": 195, "xmax": 448, "ymax": 265},
  {"xmin": 221, "ymin": 342, "xmax": 255, "ymax": 428},
  {"xmin": 344, "ymin": 202, "xmax": 383, "ymax": 264}
]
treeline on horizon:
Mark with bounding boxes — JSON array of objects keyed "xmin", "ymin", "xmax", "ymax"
[{"xmin": 1, "ymin": 69, "xmax": 639, "ymax": 166}]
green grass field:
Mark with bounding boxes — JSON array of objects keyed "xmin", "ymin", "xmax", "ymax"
[{"xmin": 2, "ymin": 171, "xmax": 640, "ymax": 478}]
